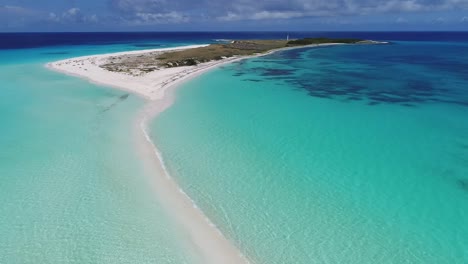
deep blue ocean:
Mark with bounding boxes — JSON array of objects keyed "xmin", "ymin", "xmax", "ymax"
[
  {"xmin": 1, "ymin": 32, "xmax": 468, "ymax": 263},
  {"xmin": 2, "ymin": 31, "xmax": 468, "ymax": 50}
]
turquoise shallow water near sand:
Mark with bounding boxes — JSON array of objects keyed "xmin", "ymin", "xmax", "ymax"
[
  {"xmin": 152, "ymin": 41, "xmax": 468, "ymax": 263},
  {"xmin": 2, "ymin": 33, "xmax": 468, "ymax": 263},
  {"xmin": 0, "ymin": 46, "xmax": 195, "ymax": 263}
]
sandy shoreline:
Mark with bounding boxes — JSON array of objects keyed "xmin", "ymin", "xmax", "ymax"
[
  {"xmin": 47, "ymin": 44, "xmax": 253, "ymax": 263},
  {"xmin": 45, "ymin": 43, "xmax": 345, "ymax": 264},
  {"xmin": 45, "ymin": 44, "xmax": 241, "ymax": 101},
  {"xmin": 45, "ymin": 43, "xmax": 345, "ymax": 101}
]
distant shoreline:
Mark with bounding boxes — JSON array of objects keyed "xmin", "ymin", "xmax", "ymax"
[{"xmin": 46, "ymin": 42, "xmax": 363, "ymax": 100}]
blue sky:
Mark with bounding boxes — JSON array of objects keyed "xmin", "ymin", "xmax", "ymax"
[{"xmin": 1, "ymin": 0, "xmax": 468, "ymax": 31}]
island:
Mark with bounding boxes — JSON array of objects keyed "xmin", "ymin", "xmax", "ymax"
[
  {"xmin": 47, "ymin": 38, "xmax": 384, "ymax": 101},
  {"xmin": 100, "ymin": 38, "xmax": 380, "ymax": 74},
  {"xmin": 44, "ymin": 36, "xmax": 386, "ymax": 264}
]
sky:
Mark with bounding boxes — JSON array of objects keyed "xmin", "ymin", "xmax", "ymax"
[{"xmin": 0, "ymin": 0, "xmax": 468, "ymax": 31}]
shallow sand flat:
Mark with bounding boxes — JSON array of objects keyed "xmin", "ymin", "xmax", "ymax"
[
  {"xmin": 135, "ymin": 101, "xmax": 250, "ymax": 264},
  {"xmin": 45, "ymin": 43, "xmax": 347, "ymax": 101},
  {"xmin": 45, "ymin": 45, "xmax": 244, "ymax": 101},
  {"xmin": 46, "ymin": 44, "xmax": 251, "ymax": 264},
  {"xmin": 45, "ymin": 42, "xmax": 349, "ymax": 264}
]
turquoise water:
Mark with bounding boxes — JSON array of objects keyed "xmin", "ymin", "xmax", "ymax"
[
  {"xmin": 3, "ymin": 34, "xmax": 468, "ymax": 263},
  {"xmin": 152, "ymin": 42, "xmax": 468, "ymax": 263},
  {"xmin": 0, "ymin": 45, "xmax": 196, "ymax": 263}
]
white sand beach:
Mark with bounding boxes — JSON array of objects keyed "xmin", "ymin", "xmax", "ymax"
[
  {"xmin": 46, "ymin": 42, "xmax": 349, "ymax": 264},
  {"xmin": 46, "ymin": 45, "xmax": 242, "ymax": 101},
  {"xmin": 47, "ymin": 44, "xmax": 251, "ymax": 264},
  {"xmin": 45, "ymin": 43, "xmax": 349, "ymax": 101}
]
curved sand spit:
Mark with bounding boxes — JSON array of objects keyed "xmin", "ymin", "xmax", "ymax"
[
  {"xmin": 47, "ymin": 45, "xmax": 250, "ymax": 264},
  {"xmin": 46, "ymin": 43, "xmax": 343, "ymax": 263}
]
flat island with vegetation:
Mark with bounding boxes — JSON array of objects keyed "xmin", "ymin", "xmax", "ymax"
[{"xmin": 100, "ymin": 37, "xmax": 383, "ymax": 74}]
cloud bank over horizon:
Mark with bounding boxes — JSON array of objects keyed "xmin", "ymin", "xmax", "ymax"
[{"xmin": 1, "ymin": 0, "xmax": 468, "ymax": 31}]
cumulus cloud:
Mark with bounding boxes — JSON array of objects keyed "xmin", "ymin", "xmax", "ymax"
[
  {"xmin": 107, "ymin": 0, "xmax": 468, "ymax": 24},
  {"xmin": 1, "ymin": 5, "xmax": 33, "ymax": 14},
  {"xmin": 112, "ymin": 0, "xmax": 169, "ymax": 13},
  {"xmin": 63, "ymin": 8, "xmax": 84, "ymax": 22},
  {"xmin": 396, "ymin": 17, "xmax": 409, "ymax": 23},
  {"xmin": 48, "ymin": 8, "xmax": 99, "ymax": 24},
  {"xmin": 109, "ymin": 0, "xmax": 197, "ymax": 24},
  {"xmin": 433, "ymin": 16, "xmax": 446, "ymax": 23},
  {"xmin": 48, "ymin": 12, "xmax": 60, "ymax": 22},
  {"xmin": 131, "ymin": 11, "xmax": 188, "ymax": 24},
  {"xmin": 1, "ymin": 5, "xmax": 99, "ymax": 28},
  {"xmin": 217, "ymin": 12, "xmax": 241, "ymax": 22},
  {"xmin": 219, "ymin": 11, "xmax": 304, "ymax": 21},
  {"xmin": 2, "ymin": 0, "xmax": 468, "ymax": 29},
  {"xmin": 251, "ymin": 11, "xmax": 304, "ymax": 20}
]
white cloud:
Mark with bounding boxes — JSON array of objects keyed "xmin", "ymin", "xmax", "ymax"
[
  {"xmin": 0, "ymin": 4, "xmax": 40, "ymax": 17},
  {"xmin": 48, "ymin": 12, "xmax": 60, "ymax": 22},
  {"xmin": 62, "ymin": 8, "xmax": 82, "ymax": 21},
  {"xmin": 219, "ymin": 11, "xmax": 304, "ymax": 21},
  {"xmin": 433, "ymin": 17, "xmax": 446, "ymax": 23},
  {"xmin": 46, "ymin": 8, "xmax": 99, "ymax": 24},
  {"xmin": 130, "ymin": 11, "xmax": 188, "ymax": 25},
  {"xmin": 396, "ymin": 17, "xmax": 408, "ymax": 23},
  {"xmin": 212, "ymin": 0, "xmax": 468, "ymax": 22},
  {"xmin": 87, "ymin": 14, "xmax": 99, "ymax": 23},
  {"xmin": 251, "ymin": 11, "xmax": 304, "ymax": 20},
  {"xmin": 4, "ymin": 0, "xmax": 468, "ymax": 29},
  {"xmin": 217, "ymin": 12, "xmax": 241, "ymax": 21},
  {"xmin": 1, "ymin": 5, "xmax": 33, "ymax": 14},
  {"xmin": 108, "ymin": 0, "xmax": 468, "ymax": 25}
]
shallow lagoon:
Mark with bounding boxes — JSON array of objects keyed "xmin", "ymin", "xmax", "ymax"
[{"xmin": 153, "ymin": 41, "xmax": 468, "ymax": 263}]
